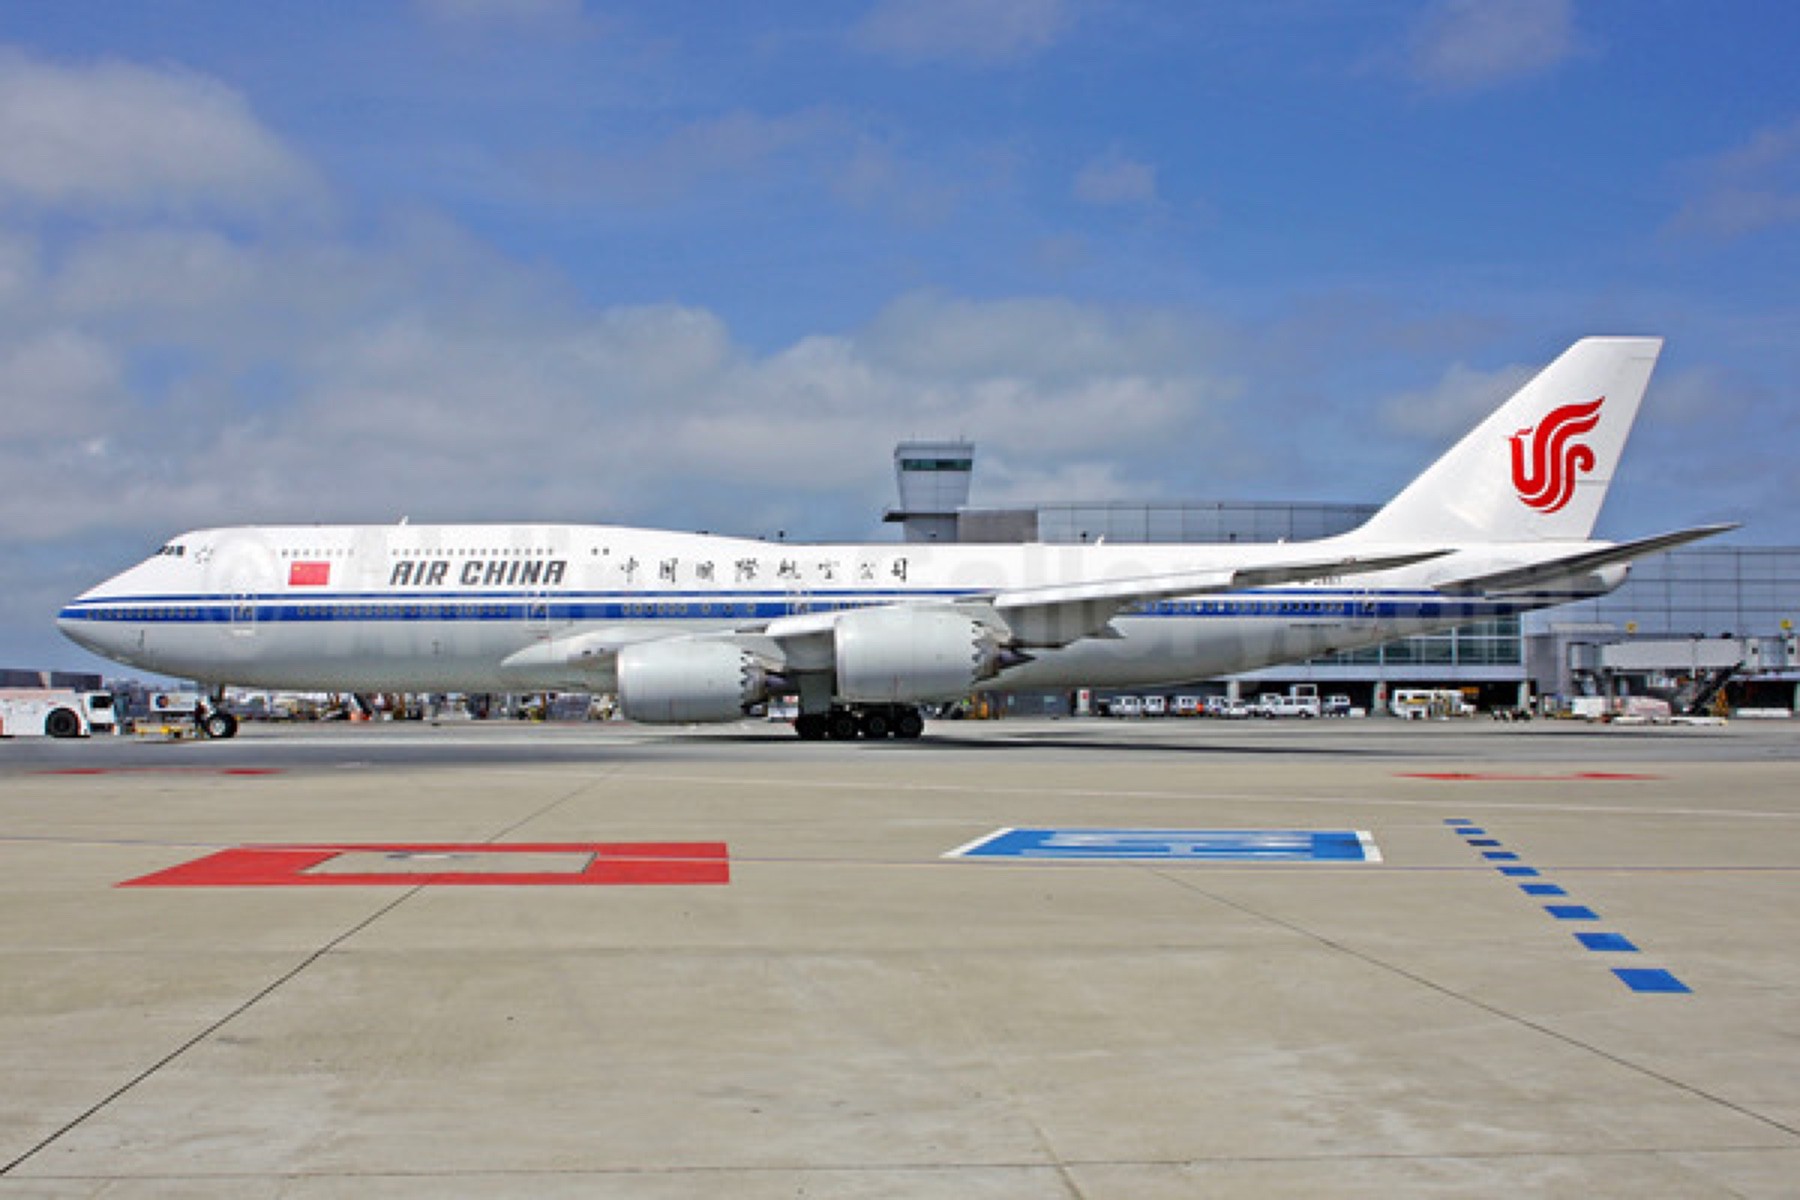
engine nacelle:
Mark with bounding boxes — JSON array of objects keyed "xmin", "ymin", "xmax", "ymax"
[
  {"xmin": 834, "ymin": 606, "xmax": 1002, "ymax": 703},
  {"xmin": 616, "ymin": 640, "xmax": 770, "ymax": 724}
]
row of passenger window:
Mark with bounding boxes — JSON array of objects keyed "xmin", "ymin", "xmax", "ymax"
[{"xmin": 1134, "ymin": 599, "xmax": 1366, "ymax": 617}]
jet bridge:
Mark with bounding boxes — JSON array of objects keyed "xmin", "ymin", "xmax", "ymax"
[{"xmin": 1575, "ymin": 635, "xmax": 1796, "ymax": 715}]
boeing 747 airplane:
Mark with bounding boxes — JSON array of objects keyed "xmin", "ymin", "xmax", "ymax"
[{"xmin": 59, "ymin": 337, "xmax": 1729, "ymax": 739}]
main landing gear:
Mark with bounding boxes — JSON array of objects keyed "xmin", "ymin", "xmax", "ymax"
[{"xmin": 794, "ymin": 704, "xmax": 926, "ymax": 741}]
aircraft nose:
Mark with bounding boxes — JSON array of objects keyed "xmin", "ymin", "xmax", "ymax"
[
  {"xmin": 57, "ymin": 602, "xmax": 107, "ymax": 653},
  {"xmin": 57, "ymin": 597, "xmax": 133, "ymax": 661}
]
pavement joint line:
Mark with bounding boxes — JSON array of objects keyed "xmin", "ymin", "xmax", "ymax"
[
  {"xmin": 478, "ymin": 763, "xmax": 628, "ymax": 845},
  {"xmin": 0, "ymin": 887, "xmax": 425, "ymax": 1178},
  {"xmin": 1146, "ymin": 865, "xmax": 1800, "ymax": 1144},
  {"xmin": 598, "ymin": 770, "xmax": 1800, "ymax": 822},
  {"xmin": 13, "ymin": 1143, "xmax": 1800, "ymax": 1182}
]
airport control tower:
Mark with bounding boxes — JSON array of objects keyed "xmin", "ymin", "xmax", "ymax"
[{"xmin": 882, "ymin": 440, "xmax": 973, "ymax": 543}]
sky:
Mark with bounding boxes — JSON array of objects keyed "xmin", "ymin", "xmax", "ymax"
[{"xmin": 2, "ymin": 0, "xmax": 1797, "ymax": 671}]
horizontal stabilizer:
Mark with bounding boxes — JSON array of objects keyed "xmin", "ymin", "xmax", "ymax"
[{"xmin": 1435, "ymin": 524, "xmax": 1737, "ymax": 596}]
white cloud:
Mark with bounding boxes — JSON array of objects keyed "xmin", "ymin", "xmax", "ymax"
[
  {"xmin": 1405, "ymin": 0, "xmax": 1576, "ymax": 92},
  {"xmin": 0, "ymin": 228, "xmax": 1247, "ymax": 551},
  {"xmin": 831, "ymin": 136, "xmax": 964, "ymax": 226},
  {"xmin": 0, "ymin": 329, "xmax": 125, "ymax": 440},
  {"xmin": 1073, "ymin": 151, "xmax": 1159, "ymax": 208},
  {"xmin": 0, "ymin": 50, "xmax": 324, "ymax": 218},
  {"xmin": 1376, "ymin": 359, "xmax": 1534, "ymax": 440},
  {"xmin": 854, "ymin": 0, "xmax": 1073, "ymax": 65},
  {"xmin": 1669, "ymin": 117, "xmax": 1800, "ymax": 239}
]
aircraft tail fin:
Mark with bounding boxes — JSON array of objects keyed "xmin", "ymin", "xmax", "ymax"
[{"xmin": 1353, "ymin": 337, "xmax": 1663, "ymax": 544}]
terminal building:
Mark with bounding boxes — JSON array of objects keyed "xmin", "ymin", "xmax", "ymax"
[{"xmin": 885, "ymin": 442, "xmax": 1800, "ymax": 713}]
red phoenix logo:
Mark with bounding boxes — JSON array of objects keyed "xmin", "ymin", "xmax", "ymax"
[{"xmin": 1510, "ymin": 397, "xmax": 1603, "ymax": 514}]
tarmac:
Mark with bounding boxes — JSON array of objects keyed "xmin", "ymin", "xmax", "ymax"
[{"xmin": 2, "ymin": 715, "xmax": 1797, "ymax": 1197}]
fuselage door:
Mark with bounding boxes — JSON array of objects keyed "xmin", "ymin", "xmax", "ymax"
[
  {"xmin": 526, "ymin": 590, "xmax": 551, "ymax": 637},
  {"xmin": 231, "ymin": 591, "xmax": 256, "ymax": 636}
]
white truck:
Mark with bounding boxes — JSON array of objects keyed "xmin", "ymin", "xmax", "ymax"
[
  {"xmin": 1391, "ymin": 689, "xmax": 1477, "ymax": 720},
  {"xmin": 1257, "ymin": 693, "xmax": 1322, "ymax": 718},
  {"xmin": 0, "ymin": 690, "xmax": 116, "ymax": 738}
]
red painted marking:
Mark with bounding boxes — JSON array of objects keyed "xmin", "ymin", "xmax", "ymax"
[
  {"xmin": 1398, "ymin": 771, "xmax": 1661, "ymax": 782},
  {"xmin": 288, "ymin": 561, "xmax": 331, "ymax": 586},
  {"xmin": 118, "ymin": 842, "xmax": 730, "ymax": 888}
]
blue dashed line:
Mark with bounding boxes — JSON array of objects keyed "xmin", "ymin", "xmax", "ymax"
[
  {"xmin": 1546, "ymin": 904, "xmax": 1600, "ymax": 921},
  {"xmin": 1615, "ymin": 968, "xmax": 1691, "ymax": 994},
  {"xmin": 1446, "ymin": 818, "xmax": 1689, "ymax": 995}
]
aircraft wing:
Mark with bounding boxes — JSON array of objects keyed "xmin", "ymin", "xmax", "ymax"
[
  {"xmin": 1434, "ymin": 524, "xmax": 1738, "ymax": 596},
  {"xmin": 988, "ymin": 549, "xmax": 1451, "ymax": 610},
  {"xmin": 753, "ymin": 549, "xmax": 1450, "ymax": 647},
  {"xmin": 497, "ymin": 625, "xmax": 662, "ymax": 677},
  {"xmin": 506, "ymin": 548, "xmax": 1453, "ymax": 682},
  {"xmin": 973, "ymin": 548, "xmax": 1452, "ymax": 647}
]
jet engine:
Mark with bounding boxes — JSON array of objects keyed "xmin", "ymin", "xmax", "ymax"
[
  {"xmin": 616, "ymin": 640, "xmax": 772, "ymax": 724},
  {"xmin": 833, "ymin": 606, "xmax": 1004, "ymax": 703}
]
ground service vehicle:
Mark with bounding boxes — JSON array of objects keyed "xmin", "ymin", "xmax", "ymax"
[{"xmin": 0, "ymin": 690, "xmax": 114, "ymax": 738}]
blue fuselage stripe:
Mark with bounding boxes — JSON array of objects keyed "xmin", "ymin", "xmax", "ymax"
[{"xmin": 59, "ymin": 587, "xmax": 1537, "ymax": 626}]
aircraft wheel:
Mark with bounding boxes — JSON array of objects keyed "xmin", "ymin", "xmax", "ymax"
[
  {"xmin": 893, "ymin": 708, "xmax": 925, "ymax": 739},
  {"xmin": 859, "ymin": 710, "xmax": 892, "ymax": 739},
  {"xmin": 826, "ymin": 710, "xmax": 860, "ymax": 741},
  {"xmin": 794, "ymin": 713, "xmax": 828, "ymax": 740}
]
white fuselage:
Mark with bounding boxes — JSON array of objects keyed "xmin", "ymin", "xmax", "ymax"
[{"xmin": 57, "ymin": 522, "xmax": 1612, "ymax": 694}]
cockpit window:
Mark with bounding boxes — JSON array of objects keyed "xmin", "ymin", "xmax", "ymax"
[{"xmin": 154, "ymin": 544, "xmax": 187, "ymax": 558}]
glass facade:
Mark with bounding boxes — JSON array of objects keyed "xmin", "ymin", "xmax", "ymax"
[
  {"xmin": 1034, "ymin": 501, "xmax": 1377, "ymax": 546},
  {"xmin": 1532, "ymin": 548, "xmax": 1800, "ymax": 640},
  {"xmin": 1320, "ymin": 616, "xmax": 1522, "ymax": 668}
]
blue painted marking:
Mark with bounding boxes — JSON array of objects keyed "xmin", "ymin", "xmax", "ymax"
[
  {"xmin": 1451, "ymin": 822, "xmax": 1690, "ymax": 994},
  {"xmin": 1615, "ymin": 968, "xmax": 1690, "ymax": 994},
  {"xmin": 1546, "ymin": 905, "xmax": 1600, "ymax": 921},
  {"xmin": 948, "ymin": 828, "xmax": 1380, "ymax": 863}
]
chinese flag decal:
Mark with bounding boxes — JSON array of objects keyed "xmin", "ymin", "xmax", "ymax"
[{"xmin": 289, "ymin": 561, "xmax": 331, "ymax": 586}]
